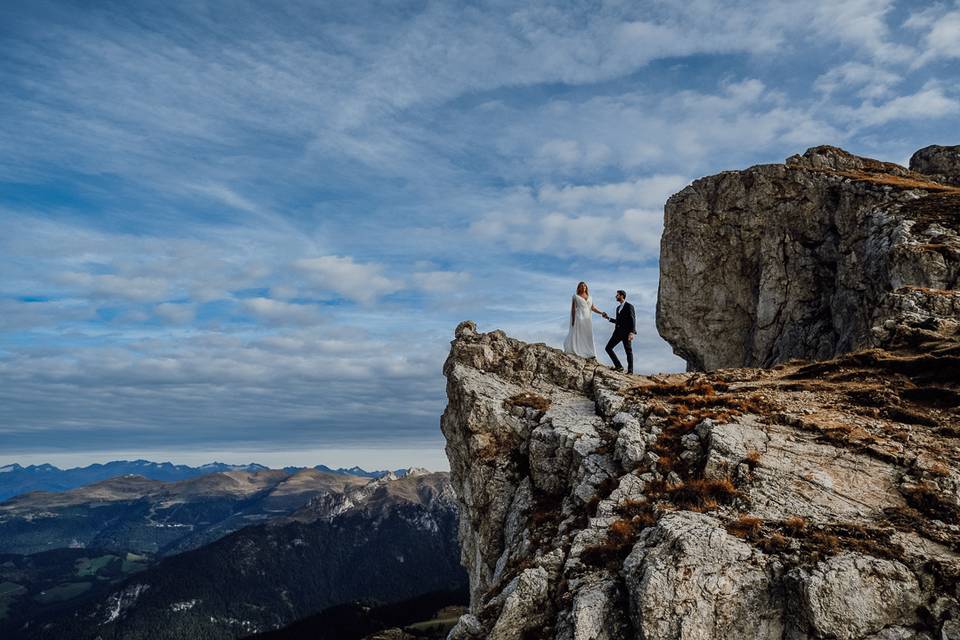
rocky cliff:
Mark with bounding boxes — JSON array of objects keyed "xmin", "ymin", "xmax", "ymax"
[
  {"xmin": 441, "ymin": 146, "xmax": 959, "ymax": 640},
  {"xmin": 657, "ymin": 145, "xmax": 959, "ymax": 371}
]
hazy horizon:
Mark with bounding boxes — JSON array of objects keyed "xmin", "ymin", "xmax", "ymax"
[{"xmin": 0, "ymin": 445, "xmax": 451, "ymax": 473}]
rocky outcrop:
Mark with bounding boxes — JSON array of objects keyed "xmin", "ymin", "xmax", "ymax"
[
  {"xmin": 911, "ymin": 145, "xmax": 960, "ymax": 187},
  {"xmin": 441, "ymin": 320, "xmax": 959, "ymax": 639},
  {"xmin": 441, "ymin": 145, "xmax": 960, "ymax": 640},
  {"xmin": 657, "ymin": 145, "xmax": 959, "ymax": 371}
]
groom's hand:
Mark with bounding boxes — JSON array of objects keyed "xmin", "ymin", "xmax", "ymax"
[{"xmin": 628, "ymin": 333, "xmax": 635, "ymax": 341}]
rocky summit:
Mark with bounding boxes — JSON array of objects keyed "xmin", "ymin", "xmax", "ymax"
[
  {"xmin": 657, "ymin": 145, "xmax": 959, "ymax": 371},
  {"xmin": 441, "ymin": 146, "xmax": 959, "ymax": 640}
]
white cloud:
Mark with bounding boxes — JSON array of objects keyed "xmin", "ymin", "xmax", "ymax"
[
  {"xmin": 295, "ymin": 255, "xmax": 402, "ymax": 304},
  {"xmin": 814, "ymin": 62, "xmax": 902, "ymax": 99},
  {"xmin": 484, "ymin": 78, "xmax": 843, "ymax": 179},
  {"xmin": 190, "ymin": 183, "xmax": 262, "ymax": 214},
  {"xmin": 412, "ymin": 271, "xmax": 472, "ymax": 293},
  {"xmin": 535, "ymin": 139, "xmax": 612, "ymax": 171},
  {"xmin": 538, "ymin": 206, "xmax": 665, "ymax": 258},
  {"xmin": 914, "ymin": 9, "xmax": 960, "ymax": 66},
  {"xmin": 240, "ymin": 297, "xmax": 324, "ymax": 325},
  {"xmin": 155, "ymin": 302, "xmax": 196, "ymax": 324},
  {"xmin": 810, "ymin": 0, "xmax": 913, "ymax": 63},
  {"xmin": 0, "ymin": 299, "xmax": 94, "ymax": 331},
  {"xmin": 538, "ymin": 175, "xmax": 689, "ymax": 210},
  {"xmin": 844, "ymin": 84, "xmax": 960, "ymax": 127},
  {"xmin": 468, "ymin": 175, "xmax": 677, "ymax": 261},
  {"xmin": 58, "ymin": 272, "xmax": 170, "ymax": 302}
]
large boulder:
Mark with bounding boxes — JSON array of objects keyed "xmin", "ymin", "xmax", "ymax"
[
  {"xmin": 657, "ymin": 145, "xmax": 959, "ymax": 370},
  {"xmin": 911, "ymin": 144, "xmax": 960, "ymax": 186}
]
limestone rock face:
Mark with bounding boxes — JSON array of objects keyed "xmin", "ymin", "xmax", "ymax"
[
  {"xmin": 911, "ymin": 144, "xmax": 960, "ymax": 186},
  {"xmin": 799, "ymin": 553, "xmax": 921, "ymax": 639},
  {"xmin": 657, "ymin": 145, "xmax": 959, "ymax": 371},
  {"xmin": 622, "ymin": 511, "xmax": 784, "ymax": 639},
  {"xmin": 441, "ymin": 320, "xmax": 959, "ymax": 639}
]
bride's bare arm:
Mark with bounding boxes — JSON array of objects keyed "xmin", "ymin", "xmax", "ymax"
[{"xmin": 591, "ymin": 304, "xmax": 603, "ymax": 314}]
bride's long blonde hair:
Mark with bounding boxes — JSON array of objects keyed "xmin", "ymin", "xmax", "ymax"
[{"xmin": 576, "ymin": 281, "xmax": 589, "ymax": 296}]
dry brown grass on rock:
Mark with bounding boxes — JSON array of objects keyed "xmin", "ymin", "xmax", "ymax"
[
  {"xmin": 663, "ymin": 477, "xmax": 738, "ymax": 512},
  {"xmin": 505, "ymin": 392, "xmax": 551, "ymax": 413},
  {"xmin": 783, "ymin": 516, "xmax": 807, "ymax": 536},
  {"xmin": 608, "ymin": 518, "xmax": 637, "ymax": 545},
  {"xmin": 618, "ymin": 499, "xmax": 659, "ymax": 527},
  {"xmin": 831, "ymin": 168, "xmax": 960, "ymax": 192},
  {"xmin": 727, "ymin": 515, "xmax": 764, "ymax": 540},
  {"xmin": 580, "ymin": 518, "xmax": 640, "ymax": 569},
  {"xmin": 929, "ymin": 462, "xmax": 952, "ymax": 478},
  {"xmin": 722, "ymin": 512, "xmax": 906, "ymax": 563},
  {"xmin": 759, "ymin": 532, "xmax": 791, "ymax": 554},
  {"xmin": 634, "ymin": 380, "xmax": 727, "ymax": 397}
]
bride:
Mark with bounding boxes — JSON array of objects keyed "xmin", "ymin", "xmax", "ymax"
[{"xmin": 563, "ymin": 281, "xmax": 604, "ymax": 358}]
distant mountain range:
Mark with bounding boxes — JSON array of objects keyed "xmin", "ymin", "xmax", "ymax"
[
  {"xmin": 0, "ymin": 468, "xmax": 374, "ymax": 556},
  {"xmin": 2, "ymin": 471, "xmax": 465, "ymax": 640},
  {"xmin": 0, "ymin": 460, "xmax": 410, "ymax": 501}
]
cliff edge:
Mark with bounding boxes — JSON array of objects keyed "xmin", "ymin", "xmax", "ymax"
[{"xmin": 441, "ymin": 146, "xmax": 959, "ymax": 640}]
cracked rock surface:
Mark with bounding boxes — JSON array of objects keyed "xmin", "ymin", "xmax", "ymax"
[{"xmin": 442, "ymin": 321, "xmax": 958, "ymax": 639}]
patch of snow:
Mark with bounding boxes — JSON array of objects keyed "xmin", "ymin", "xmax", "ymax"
[
  {"xmin": 102, "ymin": 583, "xmax": 149, "ymax": 624},
  {"xmin": 171, "ymin": 599, "xmax": 198, "ymax": 612}
]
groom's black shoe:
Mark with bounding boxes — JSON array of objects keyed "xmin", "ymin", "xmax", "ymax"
[{"xmin": 612, "ymin": 365, "xmax": 623, "ymax": 371}]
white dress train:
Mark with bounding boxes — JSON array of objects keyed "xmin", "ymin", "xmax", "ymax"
[{"xmin": 563, "ymin": 294, "xmax": 596, "ymax": 358}]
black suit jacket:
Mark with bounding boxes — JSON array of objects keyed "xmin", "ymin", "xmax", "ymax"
[{"xmin": 607, "ymin": 301, "xmax": 636, "ymax": 336}]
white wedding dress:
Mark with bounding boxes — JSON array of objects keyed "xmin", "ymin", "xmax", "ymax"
[{"xmin": 563, "ymin": 294, "xmax": 596, "ymax": 358}]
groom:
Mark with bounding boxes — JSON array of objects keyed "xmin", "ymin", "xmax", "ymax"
[{"xmin": 602, "ymin": 290, "xmax": 636, "ymax": 374}]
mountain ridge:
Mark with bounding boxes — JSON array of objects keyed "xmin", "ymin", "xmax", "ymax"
[{"xmin": 0, "ymin": 459, "xmax": 421, "ymax": 502}]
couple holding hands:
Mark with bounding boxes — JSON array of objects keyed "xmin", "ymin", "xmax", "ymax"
[{"xmin": 563, "ymin": 281, "xmax": 636, "ymax": 374}]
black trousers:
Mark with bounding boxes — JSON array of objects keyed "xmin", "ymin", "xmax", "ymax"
[{"xmin": 605, "ymin": 332, "xmax": 633, "ymax": 372}]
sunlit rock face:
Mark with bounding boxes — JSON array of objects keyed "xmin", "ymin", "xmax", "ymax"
[
  {"xmin": 442, "ymin": 321, "xmax": 958, "ymax": 639},
  {"xmin": 440, "ymin": 145, "xmax": 958, "ymax": 639},
  {"xmin": 657, "ymin": 145, "xmax": 959, "ymax": 371}
]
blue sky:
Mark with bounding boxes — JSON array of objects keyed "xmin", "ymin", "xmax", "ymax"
[{"xmin": 1, "ymin": 0, "xmax": 958, "ymax": 470}]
